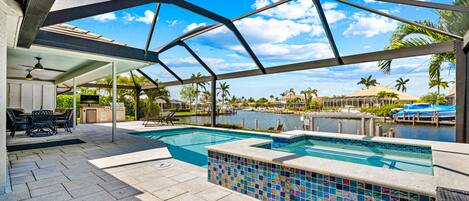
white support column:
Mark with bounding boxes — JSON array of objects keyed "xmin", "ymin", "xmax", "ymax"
[
  {"xmin": 112, "ymin": 62, "xmax": 117, "ymax": 142},
  {"xmin": 0, "ymin": 7, "xmax": 7, "ymax": 194},
  {"xmin": 72, "ymin": 78, "xmax": 77, "ymax": 129}
]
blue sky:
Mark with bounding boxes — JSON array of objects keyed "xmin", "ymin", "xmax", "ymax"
[{"xmin": 69, "ymin": 0, "xmax": 455, "ymax": 100}]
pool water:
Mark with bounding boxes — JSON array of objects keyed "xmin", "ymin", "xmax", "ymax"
[
  {"xmin": 272, "ymin": 138, "xmax": 433, "ymax": 175},
  {"xmin": 136, "ymin": 128, "xmax": 271, "ymax": 167}
]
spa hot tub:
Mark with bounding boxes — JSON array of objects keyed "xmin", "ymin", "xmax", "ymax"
[{"xmin": 206, "ymin": 130, "xmax": 469, "ymax": 201}]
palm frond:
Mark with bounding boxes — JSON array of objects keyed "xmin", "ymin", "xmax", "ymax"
[{"xmin": 379, "ymin": 37, "xmax": 432, "ymax": 74}]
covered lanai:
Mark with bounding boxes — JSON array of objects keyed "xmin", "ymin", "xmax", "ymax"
[{"xmin": 0, "ymin": 0, "xmax": 468, "ymax": 197}]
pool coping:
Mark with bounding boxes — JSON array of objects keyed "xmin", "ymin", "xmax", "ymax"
[{"xmin": 206, "ymin": 129, "xmax": 469, "ymax": 197}]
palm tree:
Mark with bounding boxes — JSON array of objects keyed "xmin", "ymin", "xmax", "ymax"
[
  {"xmin": 310, "ymin": 88, "xmax": 318, "ymax": 98},
  {"xmin": 142, "ymin": 85, "xmax": 170, "ymax": 118},
  {"xmin": 395, "ymin": 77, "xmax": 410, "ymax": 92},
  {"xmin": 201, "ymin": 90, "xmax": 211, "ymax": 104},
  {"xmin": 379, "ymin": 0, "xmax": 469, "ymax": 79},
  {"xmin": 217, "ymin": 82, "xmax": 231, "ymax": 107},
  {"xmin": 300, "ymin": 90, "xmax": 308, "ymax": 104},
  {"xmin": 429, "ymin": 77, "xmax": 449, "ymax": 96},
  {"xmin": 377, "ymin": 91, "xmax": 387, "ymax": 106},
  {"xmin": 190, "ymin": 73, "xmax": 207, "ymax": 112},
  {"xmin": 387, "ymin": 92, "xmax": 399, "ymax": 104},
  {"xmin": 300, "ymin": 88, "xmax": 319, "ymax": 105},
  {"xmin": 179, "ymin": 85, "xmax": 197, "ymax": 108},
  {"xmin": 228, "ymin": 96, "xmax": 239, "ymax": 107},
  {"xmin": 357, "ymin": 75, "xmax": 379, "ymax": 89}
]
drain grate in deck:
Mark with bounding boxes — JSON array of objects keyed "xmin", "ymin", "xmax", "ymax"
[
  {"xmin": 7, "ymin": 139, "xmax": 86, "ymax": 152},
  {"xmin": 437, "ymin": 187, "xmax": 469, "ymax": 201}
]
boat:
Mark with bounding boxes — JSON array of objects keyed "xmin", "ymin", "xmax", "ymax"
[
  {"xmin": 243, "ymin": 107, "xmax": 254, "ymax": 111},
  {"xmin": 395, "ymin": 104, "xmax": 455, "ymax": 120}
]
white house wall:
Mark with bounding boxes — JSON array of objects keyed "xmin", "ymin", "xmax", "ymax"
[{"xmin": 7, "ymin": 79, "xmax": 56, "ymax": 113}]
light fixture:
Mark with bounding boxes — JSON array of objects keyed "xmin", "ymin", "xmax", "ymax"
[
  {"xmin": 33, "ymin": 57, "xmax": 44, "ymax": 71},
  {"xmin": 25, "ymin": 70, "xmax": 33, "ymax": 80}
]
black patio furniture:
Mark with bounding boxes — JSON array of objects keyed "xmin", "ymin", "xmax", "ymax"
[
  {"xmin": 143, "ymin": 111, "xmax": 179, "ymax": 126},
  {"xmin": 28, "ymin": 110, "xmax": 57, "ymax": 136},
  {"xmin": 55, "ymin": 109, "xmax": 73, "ymax": 133},
  {"xmin": 162, "ymin": 111, "xmax": 179, "ymax": 125},
  {"xmin": 268, "ymin": 124, "xmax": 284, "ymax": 131},
  {"xmin": 6, "ymin": 109, "xmax": 29, "ymax": 137}
]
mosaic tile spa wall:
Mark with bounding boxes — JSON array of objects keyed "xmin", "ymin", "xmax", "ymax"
[{"xmin": 208, "ymin": 151, "xmax": 434, "ymax": 201}]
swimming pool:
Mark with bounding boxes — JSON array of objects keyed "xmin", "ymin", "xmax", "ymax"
[
  {"xmin": 135, "ymin": 128, "xmax": 271, "ymax": 167},
  {"xmin": 268, "ymin": 136, "xmax": 433, "ymax": 175}
]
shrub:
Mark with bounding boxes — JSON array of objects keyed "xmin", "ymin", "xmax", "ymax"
[
  {"xmin": 418, "ymin": 92, "xmax": 447, "ymax": 104},
  {"xmin": 170, "ymin": 108, "xmax": 191, "ymax": 112},
  {"xmin": 322, "ymin": 107, "xmax": 340, "ymax": 111},
  {"xmin": 202, "ymin": 123, "xmax": 242, "ymax": 129},
  {"xmin": 56, "ymin": 94, "xmax": 78, "ymax": 109},
  {"xmin": 360, "ymin": 104, "xmax": 404, "ymax": 117}
]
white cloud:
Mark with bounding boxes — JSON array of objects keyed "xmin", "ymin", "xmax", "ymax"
[
  {"xmin": 322, "ymin": 2, "xmax": 338, "ymax": 10},
  {"xmin": 184, "ymin": 23, "xmax": 207, "ymax": 33},
  {"xmin": 324, "ymin": 9, "xmax": 346, "ymax": 24},
  {"xmin": 227, "ymin": 54, "xmax": 241, "ymax": 58},
  {"xmin": 252, "ymin": 0, "xmax": 345, "ymax": 24},
  {"xmin": 123, "ymin": 13, "xmax": 135, "ymax": 22},
  {"xmin": 92, "ymin": 12, "xmax": 116, "ymax": 22},
  {"xmin": 136, "ymin": 10, "xmax": 155, "ymax": 24},
  {"xmin": 343, "ymin": 13, "xmax": 399, "ymax": 37},
  {"xmin": 210, "ymin": 62, "xmax": 256, "ymax": 71},
  {"xmin": 231, "ymin": 43, "xmax": 333, "ymax": 61},
  {"xmin": 123, "ymin": 10, "xmax": 155, "ymax": 24},
  {"xmin": 253, "ymin": 0, "xmax": 316, "ymax": 20},
  {"xmin": 164, "ymin": 57, "xmax": 198, "ymax": 67},
  {"xmin": 162, "ymin": 56, "xmax": 255, "ymax": 72},
  {"xmin": 233, "ymin": 17, "xmax": 313, "ymax": 43},
  {"xmin": 252, "ymin": 0, "xmax": 270, "ymax": 9},
  {"xmin": 356, "ymin": 62, "xmax": 378, "ymax": 71},
  {"xmin": 166, "ymin": 20, "xmax": 178, "ymax": 26}
]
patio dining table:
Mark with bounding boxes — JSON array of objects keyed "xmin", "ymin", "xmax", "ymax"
[
  {"xmin": 20, "ymin": 112, "xmax": 64, "ymax": 136},
  {"xmin": 19, "ymin": 112, "xmax": 64, "ymax": 117}
]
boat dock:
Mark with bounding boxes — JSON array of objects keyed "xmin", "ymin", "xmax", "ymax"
[
  {"xmin": 393, "ymin": 112, "xmax": 455, "ymax": 126},
  {"xmin": 304, "ymin": 112, "xmax": 380, "ymax": 136}
]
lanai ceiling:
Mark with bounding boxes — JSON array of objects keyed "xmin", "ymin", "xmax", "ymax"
[{"xmin": 6, "ymin": 23, "xmax": 154, "ymax": 86}]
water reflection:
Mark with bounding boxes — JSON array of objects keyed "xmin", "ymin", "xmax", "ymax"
[{"xmin": 178, "ymin": 110, "xmax": 455, "ymax": 142}]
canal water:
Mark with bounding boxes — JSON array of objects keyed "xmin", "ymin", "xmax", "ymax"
[{"xmin": 178, "ymin": 110, "xmax": 456, "ymax": 142}]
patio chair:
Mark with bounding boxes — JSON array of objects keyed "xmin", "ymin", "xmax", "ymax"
[
  {"xmin": 56, "ymin": 109, "xmax": 73, "ymax": 133},
  {"xmin": 29, "ymin": 110, "xmax": 56, "ymax": 136},
  {"xmin": 162, "ymin": 111, "xmax": 179, "ymax": 125},
  {"xmin": 6, "ymin": 109, "xmax": 29, "ymax": 137},
  {"xmin": 144, "ymin": 111, "xmax": 177, "ymax": 127},
  {"xmin": 268, "ymin": 124, "xmax": 283, "ymax": 131}
]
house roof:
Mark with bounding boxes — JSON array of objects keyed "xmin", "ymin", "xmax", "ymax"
[
  {"xmin": 41, "ymin": 24, "xmax": 127, "ymax": 46},
  {"xmin": 349, "ymin": 85, "xmax": 418, "ymax": 101},
  {"xmin": 281, "ymin": 92, "xmax": 305, "ymax": 100},
  {"xmin": 447, "ymin": 86, "xmax": 456, "ymax": 97}
]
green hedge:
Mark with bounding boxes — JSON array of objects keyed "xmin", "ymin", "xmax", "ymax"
[
  {"xmin": 170, "ymin": 108, "xmax": 191, "ymax": 112},
  {"xmin": 56, "ymin": 94, "xmax": 78, "ymax": 109},
  {"xmin": 360, "ymin": 104, "xmax": 403, "ymax": 117}
]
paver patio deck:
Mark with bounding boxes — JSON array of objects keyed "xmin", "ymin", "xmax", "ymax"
[{"xmin": 1, "ymin": 122, "xmax": 257, "ymax": 201}]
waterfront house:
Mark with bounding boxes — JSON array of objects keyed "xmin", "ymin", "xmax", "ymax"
[
  {"xmin": 279, "ymin": 92, "xmax": 307, "ymax": 108},
  {"xmin": 324, "ymin": 86, "xmax": 418, "ymax": 108},
  {"xmin": 447, "ymin": 86, "xmax": 456, "ymax": 105}
]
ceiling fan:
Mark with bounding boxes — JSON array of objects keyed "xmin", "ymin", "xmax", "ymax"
[
  {"xmin": 19, "ymin": 57, "xmax": 67, "ymax": 73},
  {"xmin": 25, "ymin": 69, "xmax": 33, "ymax": 80}
]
